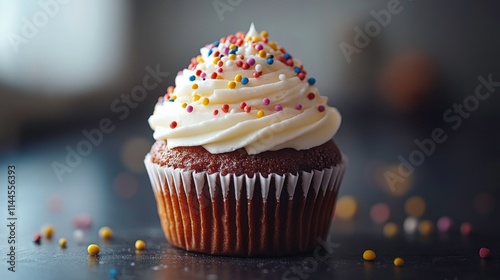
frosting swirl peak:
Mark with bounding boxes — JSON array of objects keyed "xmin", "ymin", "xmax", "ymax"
[{"xmin": 148, "ymin": 24, "xmax": 341, "ymax": 155}]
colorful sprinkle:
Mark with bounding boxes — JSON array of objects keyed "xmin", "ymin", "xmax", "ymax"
[
  {"xmin": 294, "ymin": 67, "xmax": 301, "ymax": 74},
  {"xmin": 200, "ymin": 72, "xmax": 207, "ymax": 79},
  {"xmin": 257, "ymin": 110, "xmax": 265, "ymax": 118},
  {"xmin": 479, "ymin": 247, "xmax": 491, "ymax": 259},
  {"xmin": 221, "ymin": 104, "xmax": 230, "ymax": 113},
  {"xmin": 226, "ymin": 60, "xmax": 234, "ymax": 67},
  {"xmin": 236, "ymin": 61, "xmax": 243, "ymax": 67},
  {"xmin": 239, "ymin": 102, "xmax": 247, "ymax": 109},
  {"xmin": 42, "ymin": 225, "xmax": 54, "ymax": 239},
  {"xmin": 99, "ymin": 226, "xmax": 113, "ymax": 240},
  {"xmin": 210, "ymin": 72, "xmax": 217, "ymax": 79},
  {"xmin": 244, "ymin": 105, "xmax": 251, "ymax": 113},
  {"xmin": 284, "ymin": 53, "xmax": 291, "ymax": 60},
  {"xmin": 253, "ymin": 72, "xmax": 262, "ymax": 78},
  {"xmin": 59, "ymin": 238, "xmax": 67, "ymax": 248},
  {"xmin": 213, "ymin": 109, "xmax": 219, "ymax": 116},
  {"xmin": 318, "ymin": 105, "xmax": 325, "ymax": 112},
  {"xmin": 186, "ymin": 105, "xmax": 193, "ymax": 113},
  {"xmin": 263, "ymin": 98, "xmax": 270, "ymax": 105},
  {"xmin": 241, "ymin": 77, "xmax": 249, "ymax": 85},
  {"xmin": 308, "ymin": 77, "xmax": 316, "ymax": 85},
  {"xmin": 258, "ymin": 50, "xmax": 267, "ymax": 58},
  {"xmin": 217, "ymin": 67, "xmax": 223, "ymax": 73},
  {"xmin": 192, "ymin": 95, "xmax": 200, "ymax": 101},
  {"xmin": 234, "ymin": 74, "xmax": 242, "ymax": 82},
  {"xmin": 279, "ymin": 74, "xmax": 286, "ymax": 81},
  {"xmin": 255, "ymin": 64, "xmax": 262, "ymax": 72},
  {"xmin": 266, "ymin": 58, "xmax": 274, "ymax": 65},
  {"xmin": 213, "ymin": 57, "xmax": 220, "ymax": 64},
  {"xmin": 228, "ymin": 81, "xmax": 236, "ymax": 89},
  {"xmin": 189, "ymin": 75, "xmax": 195, "ymax": 81},
  {"xmin": 228, "ymin": 54, "xmax": 236, "ymax": 60},
  {"xmin": 87, "ymin": 244, "xmax": 100, "ymax": 255},
  {"xmin": 242, "ymin": 63, "xmax": 250, "ymax": 70},
  {"xmin": 255, "ymin": 44, "xmax": 263, "ymax": 51},
  {"xmin": 191, "ymin": 83, "xmax": 198, "ymax": 90},
  {"xmin": 307, "ymin": 92, "xmax": 315, "ymax": 100},
  {"xmin": 393, "ymin": 257, "xmax": 404, "ymax": 267},
  {"xmin": 295, "ymin": 104, "xmax": 302, "ymax": 110},
  {"xmin": 169, "ymin": 121, "xmax": 177, "ymax": 129},
  {"xmin": 109, "ymin": 268, "xmax": 120, "ymax": 279},
  {"xmin": 181, "ymin": 102, "xmax": 187, "ymax": 108},
  {"xmin": 202, "ymin": 98, "xmax": 209, "ymax": 106},
  {"xmin": 298, "ymin": 72, "xmax": 306, "ymax": 80},
  {"xmin": 275, "ymin": 105, "xmax": 283, "ymax": 111},
  {"xmin": 34, "ymin": 233, "xmax": 41, "ymax": 244},
  {"xmin": 260, "ymin": 30, "xmax": 268, "ymax": 37},
  {"xmin": 363, "ymin": 250, "xmax": 376, "ymax": 261},
  {"xmin": 135, "ymin": 240, "xmax": 146, "ymax": 250}
]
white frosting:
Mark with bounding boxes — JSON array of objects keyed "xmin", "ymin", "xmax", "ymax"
[{"xmin": 148, "ymin": 24, "xmax": 341, "ymax": 154}]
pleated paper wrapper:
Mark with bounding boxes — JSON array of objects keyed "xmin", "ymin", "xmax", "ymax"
[{"xmin": 144, "ymin": 154, "xmax": 346, "ymax": 257}]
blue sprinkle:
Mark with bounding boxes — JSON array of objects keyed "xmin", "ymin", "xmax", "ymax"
[
  {"xmin": 189, "ymin": 75, "xmax": 195, "ymax": 81},
  {"xmin": 308, "ymin": 77, "xmax": 316, "ymax": 85},
  {"xmin": 229, "ymin": 49, "xmax": 237, "ymax": 54},
  {"xmin": 214, "ymin": 41, "xmax": 220, "ymax": 47},
  {"xmin": 202, "ymin": 78, "xmax": 206, "ymax": 81},
  {"xmin": 207, "ymin": 49, "xmax": 213, "ymax": 56},
  {"xmin": 284, "ymin": 53, "xmax": 291, "ymax": 60},
  {"xmin": 109, "ymin": 268, "xmax": 119, "ymax": 279},
  {"xmin": 294, "ymin": 67, "xmax": 301, "ymax": 74},
  {"xmin": 266, "ymin": 58, "xmax": 274, "ymax": 65},
  {"xmin": 241, "ymin": 77, "xmax": 249, "ymax": 85},
  {"xmin": 169, "ymin": 99, "xmax": 174, "ymax": 102},
  {"xmin": 219, "ymin": 54, "xmax": 224, "ymax": 58}
]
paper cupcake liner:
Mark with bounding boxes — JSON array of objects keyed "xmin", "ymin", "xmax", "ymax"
[{"xmin": 144, "ymin": 154, "xmax": 346, "ymax": 257}]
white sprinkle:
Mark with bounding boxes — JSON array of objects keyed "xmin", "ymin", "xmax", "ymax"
[
  {"xmin": 404, "ymin": 216, "xmax": 419, "ymax": 234},
  {"xmin": 255, "ymin": 64, "xmax": 262, "ymax": 72},
  {"xmin": 73, "ymin": 229, "xmax": 84, "ymax": 244},
  {"xmin": 279, "ymin": 74, "xmax": 286, "ymax": 81},
  {"xmin": 226, "ymin": 60, "xmax": 233, "ymax": 67}
]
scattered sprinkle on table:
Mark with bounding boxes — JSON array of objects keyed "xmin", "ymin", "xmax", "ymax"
[
  {"xmin": 109, "ymin": 268, "xmax": 119, "ymax": 279},
  {"xmin": 99, "ymin": 226, "xmax": 113, "ymax": 240},
  {"xmin": 135, "ymin": 240, "xmax": 146, "ymax": 250},
  {"xmin": 42, "ymin": 225, "xmax": 54, "ymax": 239},
  {"xmin": 479, "ymin": 247, "xmax": 491, "ymax": 259},
  {"xmin": 87, "ymin": 244, "xmax": 100, "ymax": 255},
  {"xmin": 34, "ymin": 233, "xmax": 41, "ymax": 244},
  {"xmin": 59, "ymin": 238, "xmax": 67, "ymax": 248},
  {"xmin": 363, "ymin": 249, "xmax": 376, "ymax": 261},
  {"xmin": 393, "ymin": 257, "xmax": 404, "ymax": 267}
]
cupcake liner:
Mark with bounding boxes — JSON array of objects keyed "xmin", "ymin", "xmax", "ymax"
[{"xmin": 144, "ymin": 154, "xmax": 346, "ymax": 257}]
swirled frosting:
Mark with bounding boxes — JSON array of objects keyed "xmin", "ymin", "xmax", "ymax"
[{"xmin": 148, "ymin": 24, "xmax": 341, "ymax": 155}]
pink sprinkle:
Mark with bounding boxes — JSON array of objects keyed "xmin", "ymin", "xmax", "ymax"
[
  {"xmin": 263, "ymin": 98, "xmax": 270, "ymax": 106},
  {"xmin": 217, "ymin": 67, "xmax": 223, "ymax": 73},
  {"xmin": 73, "ymin": 214, "xmax": 92, "ymax": 229},
  {"xmin": 437, "ymin": 216, "xmax": 452, "ymax": 233},
  {"xmin": 296, "ymin": 104, "xmax": 302, "ymax": 110},
  {"xmin": 186, "ymin": 105, "xmax": 193, "ymax": 113},
  {"xmin": 275, "ymin": 105, "xmax": 283, "ymax": 111},
  {"xmin": 223, "ymin": 47, "xmax": 229, "ymax": 55},
  {"xmin": 230, "ymin": 37, "xmax": 237, "ymax": 44},
  {"xmin": 255, "ymin": 44, "xmax": 263, "ymax": 51},
  {"xmin": 318, "ymin": 105, "xmax": 325, "ymax": 112},
  {"xmin": 200, "ymin": 72, "xmax": 206, "ymax": 78},
  {"xmin": 479, "ymin": 247, "xmax": 491, "ymax": 259},
  {"xmin": 369, "ymin": 203, "xmax": 390, "ymax": 224},
  {"xmin": 247, "ymin": 58, "xmax": 256, "ymax": 66}
]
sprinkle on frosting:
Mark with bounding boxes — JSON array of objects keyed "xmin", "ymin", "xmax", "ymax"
[{"xmin": 148, "ymin": 23, "xmax": 341, "ymax": 154}]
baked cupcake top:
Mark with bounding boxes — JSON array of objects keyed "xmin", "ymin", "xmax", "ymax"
[{"xmin": 149, "ymin": 24, "xmax": 341, "ymax": 155}]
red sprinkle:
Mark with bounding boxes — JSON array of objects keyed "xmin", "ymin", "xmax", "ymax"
[
  {"xmin": 214, "ymin": 51, "xmax": 220, "ymax": 57},
  {"xmin": 479, "ymin": 247, "xmax": 491, "ymax": 259},
  {"xmin": 318, "ymin": 105, "xmax": 325, "ymax": 112},
  {"xmin": 239, "ymin": 102, "xmax": 247, "ymax": 109},
  {"xmin": 217, "ymin": 60, "xmax": 224, "ymax": 67},
  {"xmin": 236, "ymin": 61, "xmax": 243, "ymax": 67},
  {"xmin": 307, "ymin": 92, "xmax": 316, "ymax": 100},
  {"xmin": 244, "ymin": 105, "xmax": 251, "ymax": 113},
  {"xmin": 211, "ymin": 72, "xmax": 218, "ymax": 79},
  {"xmin": 213, "ymin": 109, "xmax": 219, "ymax": 116},
  {"xmin": 279, "ymin": 56, "xmax": 287, "ymax": 64},
  {"xmin": 34, "ymin": 233, "xmax": 41, "ymax": 243},
  {"xmin": 170, "ymin": 121, "xmax": 177, "ymax": 129},
  {"xmin": 242, "ymin": 63, "xmax": 250, "ymax": 70},
  {"xmin": 195, "ymin": 69, "xmax": 202, "ymax": 76},
  {"xmin": 253, "ymin": 72, "xmax": 262, "ymax": 78},
  {"xmin": 222, "ymin": 104, "xmax": 230, "ymax": 113},
  {"xmin": 298, "ymin": 73, "xmax": 306, "ymax": 80},
  {"xmin": 286, "ymin": 59, "xmax": 294, "ymax": 67}
]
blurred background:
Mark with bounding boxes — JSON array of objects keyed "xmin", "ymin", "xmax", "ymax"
[{"xmin": 1, "ymin": 0, "xmax": 500, "ymax": 240}]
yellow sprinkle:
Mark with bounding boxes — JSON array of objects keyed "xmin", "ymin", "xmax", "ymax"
[
  {"xmin": 405, "ymin": 196, "xmax": 426, "ymax": 217},
  {"xmin": 393, "ymin": 257, "xmax": 405, "ymax": 267},
  {"xmin": 193, "ymin": 94, "xmax": 200, "ymax": 101},
  {"xmin": 217, "ymin": 75, "xmax": 224, "ymax": 79},
  {"xmin": 258, "ymin": 50, "xmax": 267, "ymax": 58},
  {"xmin": 252, "ymin": 36, "xmax": 260, "ymax": 43},
  {"xmin": 59, "ymin": 238, "xmax": 67, "ymax": 248},
  {"xmin": 268, "ymin": 41, "xmax": 277, "ymax": 50},
  {"xmin": 228, "ymin": 81, "xmax": 236, "ymax": 89},
  {"xmin": 229, "ymin": 43, "xmax": 236, "ymax": 49},
  {"xmin": 213, "ymin": 57, "xmax": 220, "ymax": 64},
  {"xmin": 245, "ymin": 36, "xmax": 252, "ymax": 41},
  {"xmin": 181, "ymin": 102, "xmax": 188, "ymax": 108},
  {"xmin": 363, "ymin": 249, "xmax": 376, "ymax": 261},
  {"xmin": 135, "ymin": 240, "xmax": 146, "ymax": 250},
  {"xmin": 98, "ymin": 226, "xmax": 113, "ymax": 240},
  {"xmin": 42, "ymin": 225, "xmax": 54, "ymax": 239},
  {"xmin": 260, "ymin": 30, "xmax": 268, "ymax": 38},
  {"xmin": 228, "ymin": 54, "xmax": 236, "ymax": 60},
  {"xmin": 201, "ymin": 98, "xmax": 209, "ymax": 106},
  {"xmin": 335, "ymin": 195, "xmax": 358, "ymax": 220},
  {"xmin": 234, "ymin": 74, "xmax": 242, "ymax": 82},
  {"xmin": 87, "ymin": 244, "xmax": 100, "ymax": 255},
  {"xmin": 170, "ymin": 95, "xmax": 177, "ymax": 100},
  {"xmin": 383, "ymin": 222, "xmax": 399, "ymax": 238},
  {"xmin": 257, "ymin": 110, "xmax": 265, "ymax": 118},
  {"xmin": 196, "ymin": 55, "xmax": 203, "ymax": 63},
  {"xmin": 191, "ymin": 83, "xmax": 198, "ymax": 90},
  {"xmin": 418, "ymin": 219, "xmax": 434, "ymax": 236}
]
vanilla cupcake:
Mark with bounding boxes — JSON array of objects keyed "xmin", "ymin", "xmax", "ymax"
[{"xmin": 145, "ymin": 24, "xmax": 345, "ymax": 256}]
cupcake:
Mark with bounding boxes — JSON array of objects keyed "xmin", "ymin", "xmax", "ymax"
[{"xmin": 145, "ymin": 24, "xmax": 345, "ymax": 256}]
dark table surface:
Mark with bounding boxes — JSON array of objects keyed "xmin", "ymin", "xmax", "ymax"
[{"xmin": 4, "ymin": 226, "xmax": 499, "ymax": 280}]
